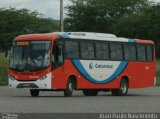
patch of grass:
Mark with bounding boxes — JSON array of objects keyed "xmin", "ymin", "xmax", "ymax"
[{"xmin": 0, "ymin": 53, "xmax": 8, "ymax": 85}]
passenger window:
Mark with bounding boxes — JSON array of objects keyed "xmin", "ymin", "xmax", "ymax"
[
  {"xmin": 80, "ymin": 42, "xmax": 94, "ymax": 59},
  {"xmin": 137, "ymin": 45, "xmax": 147, "ymax": 61},
  {"xmin": 146, "ymin": 45, "xmax": 153, "ymax": 61},
  {"xmin": 124, "ymin": 44, "xmax": 136, "ymax": 61},
  {"xmin": 96, "ymin": 43, "xmax": 109, "ymax": 59},
  {"xmin": 110, "ymin": 44, "xmax": 123, "ymax": 60},
  {"xmin": 65, "ymin": 41, "xmax": 79, "ymax": 59}
]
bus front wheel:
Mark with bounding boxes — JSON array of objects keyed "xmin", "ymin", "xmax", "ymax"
[
  {"xmin": 64, "ymin": 79, "xmax": 73, "ymax": 97},
  {"xmin": 111, "ymin": 79, "xmax": 128, "ymax": 96},
  {"xmin": 30, "ymin": 89, "xmax": 39, "ymax": 97}
]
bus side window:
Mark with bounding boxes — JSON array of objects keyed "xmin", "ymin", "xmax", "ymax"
[
  {"xmin": 52, "ymin": 42, "xmax": 64, "ymax": 69},
  {"xmin": 57, "ymin": 45, "xmax": 64, "ymax": 63}
]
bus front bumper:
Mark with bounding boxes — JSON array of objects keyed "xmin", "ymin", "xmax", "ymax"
[{"xmin": 8, "ymin": 73, "xmax": 52, "ymax": 89}]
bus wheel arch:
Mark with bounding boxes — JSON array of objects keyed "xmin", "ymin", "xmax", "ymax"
[
  {"xmin": 68, "ymin": 75, "xmax": 77, "ymax": 90},
  {"xmin": 121, "ymin": 76, "xmax": 129, "ymax": 88},
  {"xmin": 64, "ymin": 75, "xmax": 77, "ymax": 97},
  {"xmin": 111, "ymin": 77, "xmax": 129, "ymax": 96}
]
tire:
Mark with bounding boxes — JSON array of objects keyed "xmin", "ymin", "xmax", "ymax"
[
  {"xmin": 30, "ymin": 89, "xmax": 39, "ymax": 97},
  {"xmin": 111, "ymin": 79, "xmax": 128, "ymax": 96},
  {"xmin": 82, "ymin": 90, "xmax": 98, "ymax": 96},
  {"xmin": 64, "ymin": 79, "xmax": 73, "ymax": 97}
]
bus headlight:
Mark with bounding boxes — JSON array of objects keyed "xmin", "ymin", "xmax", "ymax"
[
  {"xmin": 39, "ymin": 75, "xmax": 47, "ymax": 80},
  {"xmin": 8, "ymin": 75, "xmax": 15, "ymax": 81}
]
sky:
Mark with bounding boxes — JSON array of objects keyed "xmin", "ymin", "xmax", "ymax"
[
  {"xmin": 0, "ymin": 0, "xmax": 159, "ymax": 20},
  {"xmin": 0, "ymin": 0, "xmax": 72, "ymax": 20}
]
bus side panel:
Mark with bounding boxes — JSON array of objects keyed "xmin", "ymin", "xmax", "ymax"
[
  {"xmin": 52, "ymin": 60, "xmax": 79, "ymax": 89},
  {"xmin": 126, "ymin": 62, "xmax": 155, "ymax": 88},
  {"xmin": 51, "ymin": 67, "xmax": 67, "ymax": 89},
  {"xmin": 69, "ymin": 60, "xmax": 122, "ymax": 89},
  {"xmin": 52, "ymin": 60, "xmax": 155, "ymax": 90},
  {"xmin": 52, "ymin": 60, "xmax": 121, "ymax": 89},
  {"xmin": 72, "ymin": 60, "xmax": 127, "ymax": 89},
  {"xmin": 77, "ymin": 77, "xmax": 120, "ymax": 89}
]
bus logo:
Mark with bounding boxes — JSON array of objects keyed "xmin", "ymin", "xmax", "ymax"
[
  {"xmin": 89, "ymin": 63, "xmax": 94, "ymax": 69},
  {"xmin": 89, "ymin": 63, "xmax": 113, "ymax": 70}
]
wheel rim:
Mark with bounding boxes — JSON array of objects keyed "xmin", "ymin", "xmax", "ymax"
[
  {"xmin": 121, "ymin": 82, "xmax": 127, "ymax": 94},
  {"xmin": 69, "ymin": 82, "xmax": 73, "ymax": 92}
]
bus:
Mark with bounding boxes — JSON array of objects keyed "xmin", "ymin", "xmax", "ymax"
[{"xmin": 8, "ymin": 32, "xmax": 156, "ymax": 97}]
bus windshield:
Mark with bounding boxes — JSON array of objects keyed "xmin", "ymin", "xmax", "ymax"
[{"xmin": 10, "ymin": 41, "xmax": 51, "ymax": 72}]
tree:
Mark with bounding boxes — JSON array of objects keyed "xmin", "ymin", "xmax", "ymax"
[
  {"xmin": 111, "ymin": 3, "xmax": 160, "ymax": 57},
  {"xmin": 65, "ymin": 0, "xmax": 150, "ymax": 32},
  {"xmin": 0, "ymin": 8, "xmax": 55, "ymax": 51},
  {"xmin": 111, "ymin": 13, "xmax": 151, "ymax": 39}
]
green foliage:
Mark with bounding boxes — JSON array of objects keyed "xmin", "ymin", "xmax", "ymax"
[
  {"xmin": 65, "ymin": 0, "xmax": 160, "ymax": 57},
  {"xmin": 0, "ymin": 8, "xmax": 55, "ymax": 51},
  {"xmin": 112, "ymin": 3, "xmax": 160, "ymax": 41},
  {"xmin": 0, "ymin": 53, "xmax": 8, "ymax": 85},
  {"xmin": 112, "ymin": 4, "xmax": 160, "ymax": 57},
  {"xmin": 111, "ymin": 13, "xmax": 151, "ymax": 39},
  {"xmin": 65, "ymin": 0, "xmax": 150, "ymax": 32}
]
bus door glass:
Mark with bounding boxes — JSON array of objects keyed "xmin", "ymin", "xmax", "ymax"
[
  {"xmin": 57, "ymin": 42, "xmax": 64, "ymax": 64},
  {"xmin": 52, "ymin": 41, "xmax": 64, "ymax": 69}
]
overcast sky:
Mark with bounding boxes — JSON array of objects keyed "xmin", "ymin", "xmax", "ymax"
[{"xmin": 0, "ymin": 0, "xmax": 159, "ymax": 20}]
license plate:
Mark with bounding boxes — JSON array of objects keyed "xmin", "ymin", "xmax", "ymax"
[{"xmin": 23, "ymin": 83, "xmax": 31, "ymax": 87}]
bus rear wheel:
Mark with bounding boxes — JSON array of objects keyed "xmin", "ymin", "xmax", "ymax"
[
  {"xmin": 30, "ymin": 89, "xmax": 39, "ymax": 97},
  {"xmin": 82, "ymin": 90, "xmax": 98, "ymax": 96},
  {"xmin": 64, "ymin": 79, "xmax": 73, "ymax": 97},
  {"xmin": 111, "ymin": 79, "xmax": 128, "ymax": 96}
]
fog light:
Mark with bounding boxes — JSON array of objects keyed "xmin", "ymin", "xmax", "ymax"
[{"xmin": 44, "ymin": 84, "xmax": 47, "ymax": 87}]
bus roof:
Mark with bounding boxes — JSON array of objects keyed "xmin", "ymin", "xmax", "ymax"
[
  {"xmin": 55, "ymin": 32, "xmax": 154, "ymax": 44},
  {"xmin": 14, "ymin": 33, "xmax": 59, "ymax": 41},
  {"xmin": 14, "ymin": 32, "xmax": 154, "ymax": 44}
]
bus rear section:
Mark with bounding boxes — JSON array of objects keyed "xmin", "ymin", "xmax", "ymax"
[{"xmin": 8, "ymin": 32, "xmax": 156, "ymax": 97}]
